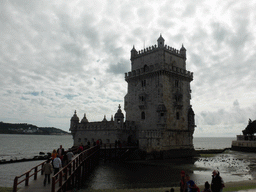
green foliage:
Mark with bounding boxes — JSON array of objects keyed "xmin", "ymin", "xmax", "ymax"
[
  {"xmin": 199, "ymin": 154, "xmax": 217, "ymax": 157},
  {"xmin": 223, "ymin": 185, "xmax": 256, "ymax": 191},
  {"xmin": 0, "ymin": 121, "xmax": 69, "ymax": 135},
  {"xmin": 0, "ymin": 187, "xmax": 13, "ymax": 192}
]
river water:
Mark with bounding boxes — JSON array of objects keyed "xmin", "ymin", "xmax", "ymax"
[{"xmin": 1, "ymin": 135, "xmax": 255, "ymax": 189}]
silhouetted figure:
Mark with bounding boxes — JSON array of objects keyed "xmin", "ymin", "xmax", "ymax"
[
  {"xmin": 57, "ymin": 145, "xmax": 65, "ymax": 161},
  {"xmin": 202, "ymin": 181, "xmax": 211, "ymax": 192},
  {"xmin": 180, "ymin": 170, "xmax": 188, "ymax": 192},
  {"xmin": 211, "ymin": 170, "xmax": 222, "ymax": 192},
  {"xmin": 42, "ymin": 159, "xmax": 53, "ymax": 186}
]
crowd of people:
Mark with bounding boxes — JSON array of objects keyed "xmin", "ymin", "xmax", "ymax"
[
  {"xmin": 178, "ymin": 170, "xmax": 225, "ymax": 192},
  {"xmin": 42, "ymin": 144, "xmax": 80, "ymax": 186}
]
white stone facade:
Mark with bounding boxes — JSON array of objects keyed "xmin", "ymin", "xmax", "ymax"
[{"xmin": 70, "ymin": 35, "xmax": 195, "ymax": 154}]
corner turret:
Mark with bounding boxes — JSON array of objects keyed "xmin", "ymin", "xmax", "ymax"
[
  {"xmin": 114, "ymin": 104, "xmax": 124, "ymax": 127},
  {"xmin": 157, "ymin": 34, "xmax": 165, "ymax": 48},
  {"xmin": 130, "ymin": 45, "xmax": 137, "ymax": 61},
  {"xmin": 81, "ymin": 113, "xmax": 88, "ymax": 124},
  {"xmin": 180, "ymin": 44, "xmax": 186, "ymax": 59},
  {"xmin": 70, "ymin": 110, "xmax": 79, "ymax": 131}
]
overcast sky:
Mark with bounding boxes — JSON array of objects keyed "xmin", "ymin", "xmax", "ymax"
[{"xmin": 1, "ymin": 0, "xmax": 256, "ymax": 137}]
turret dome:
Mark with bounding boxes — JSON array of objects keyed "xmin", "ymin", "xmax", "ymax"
[
  {"xmin": 81, "ymin": 113, "xmax": 88, "ymax": 123},
  {"xmin": 71, "ymin": 110, "xmax": 79, "ymax": 121},
  {"xmin": 114, "ymin": 104, "xmax": 124, "ymax": 119}
]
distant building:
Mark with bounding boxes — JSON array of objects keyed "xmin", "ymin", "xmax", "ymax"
[{"xmin": 70, "ymin": 35, "xmax": 196, "ymax": 158}]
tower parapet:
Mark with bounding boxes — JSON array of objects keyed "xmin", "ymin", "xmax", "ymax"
[
  {"xmin": 125, "ymin": 64, "xmax": 193, "ymax": 81},
  {"xmin": 130, "ymin": 44, "xmax": 185, "ymax": 60}
]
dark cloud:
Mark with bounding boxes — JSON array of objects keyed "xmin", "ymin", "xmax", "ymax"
[
  {"xmin": 107, "ymin": 59, "xmax": 130, "ymax": 75},
  {"xmin": 0, "ymin": 0, "xmax": 256, "ymax": 135}
]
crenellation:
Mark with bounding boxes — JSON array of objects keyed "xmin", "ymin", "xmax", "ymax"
[
  {"xmin": 132, "ymin": 43, "xmax": 183, "ymax": 60},
  {"xmin": 125, "ymin": 64, "xmax": 193, "ymax": 80}
]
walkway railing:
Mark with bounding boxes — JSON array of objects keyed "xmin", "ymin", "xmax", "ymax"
[
  {"xmin": 51, "ymin": 145, "xmax": 100, "ymax": 192},
  {"xmin": 12, "ymin": 145, "xmax": 99, "ymax": 192},
  {"xmin": 13, "ymin": 159, "xmax": 47, "ymax": 192}
]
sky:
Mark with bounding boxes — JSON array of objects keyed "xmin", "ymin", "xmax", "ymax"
[{"xmin": 1, "ymin": 0, "xmax": 256, "ymax": 137}]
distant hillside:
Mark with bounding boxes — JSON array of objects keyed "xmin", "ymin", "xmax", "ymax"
[{"xmin": 0, "ymin": 121, "xmax": 70, "ymax": 135}]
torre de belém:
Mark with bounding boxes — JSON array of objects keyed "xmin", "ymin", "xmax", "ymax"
[{"xmin": 70, "ymin": 35, "xmax": 196, "ymax": 158}]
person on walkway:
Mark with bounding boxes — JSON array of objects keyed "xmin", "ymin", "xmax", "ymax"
[
  {"xmin": 211, "ymin": 170, "xmax": 222, "ymax": 192},
  {"xmin": 186, "ymin": 174, "xmax": 200, "ymax": 192},
  {"xmin": 57, "ymin": 145, "xmax": 65, "ymax": 161},
  {"xmin": 180, "ymin": 170, "xmax": 188, "ymax": 192},
  {"xmin": 53, "ymin": 155, "xmax": 62, "ymax": 179},
  {"xmin": 66, "ymin": 151, "xmax": 74, "ymax": 163},
  {"xmin": 51, "ymin": 149, "xmax": 58, "ymax": 160},
  {"xmin": 202, "ymin": 181, "xmax": 211, "ymax": 192},
  {"xmin": 42, "ymin": 159, "xmax": 53, "ymax": 186},
  {"xmin": 62, "ymin": 152, "xmax": 68, "ymax": 167},
  {"xmin": 78, "ymin": 144, "xmax": 83, "ymax": 153}
]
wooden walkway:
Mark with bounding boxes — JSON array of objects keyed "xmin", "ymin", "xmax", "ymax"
[
  {"xmin": 14, "ymin": 146, "xmax": 100, "ymax": 192},
  {"xmin": 17, "ymin": 173, "xmax": 52, "ymax": 192}
]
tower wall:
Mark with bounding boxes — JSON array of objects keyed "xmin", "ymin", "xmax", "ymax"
[{"xmin": 125, "ymin": 36, "xmax": 195, "ymax": 153}]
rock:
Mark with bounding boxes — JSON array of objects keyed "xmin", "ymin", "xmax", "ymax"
[{"xmin": 39, "ymin": 152, "xmax": 45, "ymax": 155}]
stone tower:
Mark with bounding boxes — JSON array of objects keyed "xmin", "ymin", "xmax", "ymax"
[{"xmin": 124, "ymin": 35, "xmax": 195, "ymax": 157}]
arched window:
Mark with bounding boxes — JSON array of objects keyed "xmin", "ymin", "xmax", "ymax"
[
  {"xmin": 141, "ymin": 80, "xmax": 146, "ymax": 87},
  {"xmin": 176, "ymin": 112, "xmax": 180, "ymax": 120},
  {"xmin": 143, "ymin": 65, "xmax": 149, "ymax": 72},
  {"xmin": 175, "ymin": 80, "xmax": 179, "ymax": 87},
  {"xmin": 141, "ymin": 112, "xmax": 145, "ymax": 119}
]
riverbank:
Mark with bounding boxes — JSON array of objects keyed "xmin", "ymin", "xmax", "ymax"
[
  {"xmin": 79, "ymin": 180, "xmax": 256, "ymax": 192},
  {"xmin": 0, "ymin": 180, "xmax": 255, "ymax": 192}
]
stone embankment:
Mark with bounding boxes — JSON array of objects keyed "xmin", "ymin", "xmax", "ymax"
[
  {"xmin": 0, "ymin": 152, "xmax": 50, "ymax": 164},
  {"xmin": 195, "ymin": 148, "xmax": 231, "ymax": 155}
]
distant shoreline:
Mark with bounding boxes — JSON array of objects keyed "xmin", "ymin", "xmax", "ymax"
[{"xmin": 0, "ymin": 132, "xmax": 70, "ymax": 135}]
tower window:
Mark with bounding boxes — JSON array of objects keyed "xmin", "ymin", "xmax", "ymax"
[
  {"xmin": 175, "ymin": 80, "xmax": 179, "ymax": 87},
  {"xmin": 142, "ymin": 80, "xmax": 146, "ymax": 87},
  {"xmin": 176, "ymin": 112, "xmax": 180, "ymax": 120},
  {"xmin": 141, "ymin": 112, "xmax": 145, "ymax": 119},
  {"xmin": 139, "ymin": 96, "xmax": 144, "ymax": 101},
  {"xmin": 161, "ymin": 113, "xmax": 164, "ymax": 117}
]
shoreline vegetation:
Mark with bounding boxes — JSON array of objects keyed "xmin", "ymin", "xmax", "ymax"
[
  {"xmin": 0, "ymin": 121, "xmax": 69, "ymax": 135},
  {"xmin": 1, "ymin": 180, "xmax": 256, "ymax": 192}
]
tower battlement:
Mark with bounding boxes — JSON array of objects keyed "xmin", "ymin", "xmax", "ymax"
[
  {"xmin": 132, "ymin": 45, "xmax": 184, "ymax": 58},
  {"xmin": 125, "ymin": 64, "xmax": 193, "ymax": 80}
]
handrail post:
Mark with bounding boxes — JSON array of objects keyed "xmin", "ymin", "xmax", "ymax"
[
  {"xmin": 69, "ymin": 163, "xmax": 72, "ymax": 175},
  {"xmin": 41, "ymin": 162, "xmax": 44, "ymax": 175},
  {"xmin": 51, "ymin": 176, "xmax": 55, "ymax": 192},
  {"xmin": 34, "ymin": 167, "xmax": 37, "ymax": 180},
  {"xmin": 13, "ymin": 176, "xmax": 18, "ymax": 192},
  {"xmin": 25, "ymin": 172, "xmax": 29, "ymax": 186},
  {"xmin": 59, "ymin": 171, "xmax": 62, "ymax": 187},
  {"xmin": 64, "ymin": 167, "xmax": 67, "ymax": 180}
]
